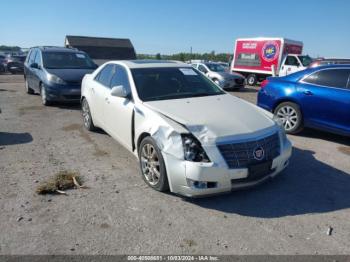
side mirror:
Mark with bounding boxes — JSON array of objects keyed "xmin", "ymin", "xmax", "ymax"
[
  {"xmin": 30, "ymin": 63, "xmax": 39, "ymax": 69},
  {"xmin": 110, "ymin": 85, "xmax": 129, "ymax": 98}
]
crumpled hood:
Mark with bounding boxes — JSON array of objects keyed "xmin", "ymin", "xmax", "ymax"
[
  {"xmin": 144, "ymin": 94, "xmax": 276, "ymax": 143},
  {"xmin": 46, "ymin": 68, "xmax": 95, "ymax": 82}
]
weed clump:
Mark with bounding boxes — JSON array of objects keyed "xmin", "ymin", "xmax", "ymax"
[{"xmin": 36, "ymin": 171, "xmax": 85, "ymax": 195}]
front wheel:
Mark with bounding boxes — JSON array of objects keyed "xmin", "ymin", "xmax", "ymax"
[
  {"xmin": 274, "ymin": 102, "xmax": 303, "ymax": 134},
  {"xmin": 40, "ymin": 84, "xmax": 51, "ymax": 106},
  {"xmin": 138, "ymin": 137, "xmax": 169, "ymax": 192}
]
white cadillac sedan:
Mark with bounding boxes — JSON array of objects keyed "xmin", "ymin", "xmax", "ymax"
[{"xmin": 81, "ymin": 60, "xmax": 292, "ymax": 197}]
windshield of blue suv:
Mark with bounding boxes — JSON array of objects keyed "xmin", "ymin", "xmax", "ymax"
[
  {"xmin": 205, "ymin": 63, "xmax": 226, "ymax": 72},
  {"xmin": 131, "ymin": 67, "xmax": 225, "ymax": 101},
  {"xmin": 298, "ymin": 55, "xmax": 313, "ymax": 67},
  {"xmin": 42, "ymin": 52, "xmax": 96, "ymax": 69}
]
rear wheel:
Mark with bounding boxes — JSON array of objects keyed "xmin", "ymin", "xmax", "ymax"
[
  {"xmin": 25, "ymin": 79, "xmax": 34, "ymax": 94},
  {"xmin": 81, "ymin": 98, "xmax": 96, "ymax": 131},
  {"xmin": 247, "ymin": 74, "xmax": 257, "ymax": 86},
  {"xmin": 138, "ymin": 137, "xmax": 169, "ymax": 192},
  {"xmin": 274, "ymin": 102, "xmax": 303, "ymax": 134}
]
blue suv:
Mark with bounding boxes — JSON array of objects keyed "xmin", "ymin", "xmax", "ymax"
[
  {"xmin": 24, "ymin": 46, "xmax": 97, "ymax": 105},
  {"xmin": 257, "ymin": 65, "xmax": 350, "ymax": 136}
]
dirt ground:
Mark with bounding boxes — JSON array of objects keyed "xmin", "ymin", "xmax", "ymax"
[{"xmin": 0, "ymin": 74, "xmax": 349, "ymax": 255}]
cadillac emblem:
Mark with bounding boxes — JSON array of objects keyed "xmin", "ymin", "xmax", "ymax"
[{"xmin": 253, "ymin": 146, "xmax": 265, "ymax": 161}]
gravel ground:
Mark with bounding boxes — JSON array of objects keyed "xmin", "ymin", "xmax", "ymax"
[{"xmin": 0, "ymin": 74, "xmax": 349, "ymax": 255}]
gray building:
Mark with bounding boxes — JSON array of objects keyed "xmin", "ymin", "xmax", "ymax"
[{"xmin": 65, "ymin": 35, "xmax": 136, "ymax": 65}]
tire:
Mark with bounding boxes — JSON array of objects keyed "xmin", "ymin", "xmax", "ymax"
[
  {"xmin": 274, "ymin": 102, "xmax": 303, "ymax": 134},
  {"xmin": 138, "ymin": 136, "xmax": 169, "ymax": 192},
  {"xmin": 81, "ymin": 98, "xmax": 96, "ymax": 131},
  {"xmin": 247, "ymin": 74, "xmax": 257, "ymax": 86},
  {"xmin": 40, "ymin": 84, "xmax": 51, "ymax": 106},
  {"xmin": 25, "ymin": 79, "xmax": 34, "ymax": 94}
]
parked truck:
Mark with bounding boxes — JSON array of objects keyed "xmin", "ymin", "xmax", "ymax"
[{"xmin": 230, "ymin": 37, "xmax": 313, "ymax": 85}]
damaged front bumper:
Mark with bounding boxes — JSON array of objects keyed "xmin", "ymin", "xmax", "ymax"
[{"xmin": 163, "ymin": 139, "xmax": 292, "ymax": 197}]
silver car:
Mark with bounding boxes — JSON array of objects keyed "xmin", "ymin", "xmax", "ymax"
[{"xmin": 192, "ymin": 62, "xmax": 245, "ymax": 90}]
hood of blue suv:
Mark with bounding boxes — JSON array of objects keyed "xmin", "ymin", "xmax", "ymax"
[{"xmin": 46, "ymin": 68, "xmax": 95, "ymax": 83}]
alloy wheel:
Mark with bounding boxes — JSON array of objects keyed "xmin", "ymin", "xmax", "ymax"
[
  {"xmin": 41, "ymin": 86, "xmax": 47, "ymax": 104},
  {"xmin": 82, "ymin": 100, "xmax": 90, "ymax": 128},
  {"xmin": 276, "ymin": 106, "xmax": 298, "ymax": 131},
  {"xmin": 140, "ymin": 143, "xmax": 160, "ymax": 186}
]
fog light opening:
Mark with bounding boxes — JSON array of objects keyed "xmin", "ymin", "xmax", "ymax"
[{"xmin": 187, "ymin": 179, "xmax": 217, "ymax": 189}]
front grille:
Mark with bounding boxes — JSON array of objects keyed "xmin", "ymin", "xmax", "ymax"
[{"xmin": 217, "ymin": 133, "xmax": 280, "ymax": 169}]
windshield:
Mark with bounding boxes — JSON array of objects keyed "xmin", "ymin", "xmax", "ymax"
[
  {"xmin": 131, "ymin": 67, "xmax": 225, "ymax": 102},
  {"xmin": 298, "ymin": 55, "xmax": 313, "ymax": 67},
  {"xmin": 42, "ymin": 52, "xmax": 96, "ymax": 69},
  {"xmin": 205, "ymin": 63, "xmax": 226, "ymax": 72}
]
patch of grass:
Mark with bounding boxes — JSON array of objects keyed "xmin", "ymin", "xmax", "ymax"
[{"xmin": 36, "ymin": 170, "xmax": 83, "ymax": 195}]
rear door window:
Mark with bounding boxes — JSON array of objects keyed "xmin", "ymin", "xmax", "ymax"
[
  {"xmin": 25, "ymin": 51, "xmax": 32, "ymax": 63},
  {"xmin": 198, "ymin": 64, "xmax": 208, "ymax": 73},
  {"xmin": 28, "ymin": 49, "xmax": 37, "ymax": 65},
  {"xmin": 34, "ymin": 51, "xmax": 42, "ymax": 66},
  {"xmin": 303, "ymin": 69, "xmax": 350, "ymax": 89},
  {"xmin": 95, "ymin": 64, "xmax": 115, "ymax": 87}
]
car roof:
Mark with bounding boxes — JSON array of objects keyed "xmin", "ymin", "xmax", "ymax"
[
  {"xmin": 31, "ymin": 46, "xmax": 85, "ymax": 53},
  {"xmin": 310, "ymin": 64, "xmax": 350, "ymax": 70},
  {"xmin": 111, "ymin": 60, "xmax": 191, "ymax": 69}
]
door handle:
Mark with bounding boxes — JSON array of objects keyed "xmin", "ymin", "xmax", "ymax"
[
  {"xmin": 105, "ymin": 97, "xmax": 110, "ymax": 103},
  {"xmin": 303, "ymin": 90, "xmax": 313, "ymax": 95},
  {"xmin": 91, "ymin": 87, "xmax": 95, "ymax": 93}
]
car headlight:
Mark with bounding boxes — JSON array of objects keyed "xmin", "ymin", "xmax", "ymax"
[
  {"xmin": 181, "ymin": 134, "xmax": 210, "ymax": 162},
  {"xmin": 47, "ymin": 74, "xmax": 66, "ymax": 84}
]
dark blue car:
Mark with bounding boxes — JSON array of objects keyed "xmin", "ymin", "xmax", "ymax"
[
  {"xmin": 257, "ymin": 65, "xmax": 350, "ymax": 136},
  {"xmin": 24, "ymin": 46, "xmax": 97, "ymax": 105}
]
